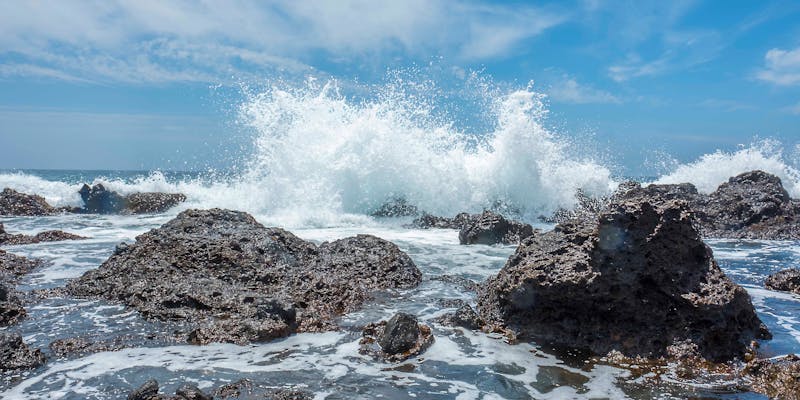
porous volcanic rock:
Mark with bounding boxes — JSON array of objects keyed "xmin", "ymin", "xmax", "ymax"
[
  {"xmin": 458, "ymin": 211, "xmax": 535, "ymax": 245},
  {"xmin": 0, "ymin": 188, "xmax": 57, "ymax": 216},
  {"xmin": 699, "ymin": 170, "xmax": 800, "ymax": 239},
  {"xmin": 434, "ymin": 304, "xmax": 484, "ymax": 330},
  {"xmin": 408, "ymin": 212, "xmax": 474, "ymax": 230},
  {"xmin": 0, "ymin": 332, "xmax": 45, "ymax": 372},
  {"xmin": 360, "ymin": 312, "xmax": 434, "ymax": 362},
  {"xmin": 0, "ymin": 223, "xmax": 87, "ymax": 246},
  {"xmin": 0, "ymin": 283, "xmax": 26, "ymax": 327},
  {"xmin": 744, "ymin": 354, "xmax": 800, "ymax": 400},
  {"xmin": 67, "ymin": 208, "xmax": 421, "ymax": 344},
  {"xmin": 371, "ymin": 198, "xmax": 419, "ymax": 217},
  {"xmin": 477, "ymin": 197, "xmax": 769, "ymax": 362},
  {"xmin": 0, "ymin": 249, "xmax": 42, "ymax": 279},
  {"xmin": 79, "ymin": 183, "xmax": 186, "ymax": 214},
  {"xmin": 765, "ymin": 268, "xmax": 800, "ymax": 295}
]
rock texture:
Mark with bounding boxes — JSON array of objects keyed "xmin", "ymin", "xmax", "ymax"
[
  {"xmin": 765, "ymin": 268, "xmax": 800, "ymax": 295},
  {"xmin": 0, "ymin": 188, "xmax": 57, "ymax": 216},
  {"xmin": 0, "ymin": 249, "xmax": 42, "ymax": 279},
  {"xmin": 434, "ymin": 304, "xmax": 484, "ymax": 330},
  {"xmin": 744, "ymin": 355, "xmax": 800, "ymax": 400},
  {"xmin": 408, "ymin": 212, "xmax": 474, "ymax": 230},
  {"xmin": 371, "ymin": 199, "xmax": 419, "ymax": 217},
  {"xmin": 478, "ymin": 197, "xmax": 769, "ymax": 362},
  {"xmin": 0, "ymin": 332, "xmax": 45, "ymax": 372},
  {"xmin": 0, "ymin": 222, "xmax": 87, "ymax": 246},
  {"xmin": 79, "ymin": 183, "xmax": 186, "ymax": 214},
  {"xmin": 67, "ymin": 208, "xmax": 421, "ymax": 344},
  {"xmin": 459, "ymin": 211, "xmax": 536, "ymax": 245},
  {"xmin": 360, "ymin": 312, "xmax": 434, "ymax": 362},
  {"xmin": 0, "ymin": 283, "xmax": 26, "ymax": 327}
]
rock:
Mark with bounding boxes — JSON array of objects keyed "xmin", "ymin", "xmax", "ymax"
[
  {"xmin": 765, "ymin": 268, "xmax": 800, "ymax": 295},
  {"xmin": 127, "ymin": 379, "xmax": 161, "ymax": 400},
  {"xmin": 0, "ymin": 224, "xmax": 87, "ymax": 246},
  {"xmin": 0, "ymin": 188, "xmax": 57, "ymax": 216},
  {"xmin": 458, "ymin": 210, "xmax": 535, "ymax": 245},
  {"xmin": 360, "ymin": 312, "xmax": 434, "ymax": 362},
  {"xmin": 408, "ymin": 212, "xmax": 473, "ymax": 229},
  {"xmin": 371, "ymin": 198, "xmax": 419, "ymax": 217},
  {"xmin": 79, "ymin": 183, "xmax": 186, "ymax": 214},
  {"xmin": 212, "ymin": 380, "xmax": 312, "ymax": 400},
  {"xmin": 267, "ymin": 389, "xmax": 314, "ymax": 400},
  {"xmin": 0, "ymin": 283, "xmax": 26, "ymax": 327},
  {"xmin": 175, "ymin": 384, "xmax": 213, "ymax": 400},
  {"xmin": 477, "ymin": 197, "xmax": 769, "ymax": 362},
  {"xmin": 435, "ymin": 304, "xmax": 483, "ymax": 330},
  {"xmin": 67, "ymin": 208, "xmax": 422, "ymax": 344},
  {"xmin": 699, "ymin": 170, "xmax": 800, "ymax": 239},
  {"xmin": 545, "ymin": 188, "xmax": 611, "ymax": 224},
  {"xmin": 744, "ymin": 354, "xmax": 800, "ymax": 400},
  {"xmin": 0, "ymin": 332, "xmax": 45, "ymax": 372},
  {"xmin": 0, "ymin": 249, "xmax": 42, "ymax": 278}
]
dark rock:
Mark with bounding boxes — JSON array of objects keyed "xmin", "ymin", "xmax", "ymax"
[
  {"xmin": 744, "ymin": 354, "xmax": 800, "ymax": 400},
  {"xmin": 765, "ymin": 268, "xmax": 800, "ymax": 295},
  {"xmin": 48, "ymin": 336, "xmax": 135, "ymax": 358},
  {"xmin": 0, "ymin": 224, "xmax": 87, "ymax": 246},
  {"xmin": 212, "ymin": 380, "xmax": 312, "ymax": 400},
  {"xmin": 0, "ymin": 249, "xmax": 42, "ymax": 279},
  {"xmin": 436, "ymin": 304, "xmax": 483, "ymax": 330},
  {"xmin": 545, "ymin": 188, "xmax": 611, "ymax": 224},
  {"xmin": 0, "ymin": 283, "xmax": 26, "ymax": 327},
  {"xmin": 127, "ymin": 379, "xmax": 161, "ymax": 400},
  {"xmin": 0, "ymin": 188, "xmax": 57, "ymax": 216},
  {"xmin": 0, "ymin": 332, "xmax": 45, "ymax": 372},
  {"xmin": 371, "ymin": 198, "xmax": 419, "ymax": 217},
  {"xmin": 175, "ymin": 384, "xmax": 213, "ymax": 400},
  {"xmin": 430, "ymin": 275, "xmax": 479, "ymax": 292},
  {"xmin": 458, "ymin": 210, "xmax": 535, "ymax": 245},
  {"xmin": 79, "ymin": 183, "xmax": 186, "ymax": 215},
  {"xmin": 67, "ymin": 208, "xmax": 421, "ymax": 344},
  {"xmin": 477, "ymin": 197, "xmax": 769, "ymax": 362},
  {"xmin": 408, "ymin": 212, "xmax": 473, "ymax": 229},
  {"xmin": 360, "ymin": 312, "xmax": 434, "ymax": 362},
  {"xmin": 267, "ymin": 389, "xmax": 314, "ymax": 400},
  {"xmin": 379, "ymin": 312, "xmax": 421, "ymax": 354}
]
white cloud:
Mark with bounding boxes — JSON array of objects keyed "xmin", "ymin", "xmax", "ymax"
[
  {"xmin": 548, "ymin": 76, "xmax": 619, "ymax": 104},
  {"xmin": 0, "ymin": 0, "xmax": 567, "ymax": 84},
  {"xmin": 756, "ymin": 47, "xmax": 800, "ymax": 86},
  {"xmin": 698, "ymin": 98, "xmax": 756, "ymax": 112}
]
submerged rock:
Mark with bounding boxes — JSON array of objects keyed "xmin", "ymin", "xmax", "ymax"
[
  {"xmin": 360, "ymin": 312, "xmax": 434, "ymax": 362},
  {"xmin": 765, "ymin": 268, "xmax": 800, "ymax": 295},
  {"xmin": 0, "ymin": 188, "xmax": 57, "ymax": 216},
  {"xmin": 67, "ymin": 208, "xmax": 421, "ymax": 344},
  {"xmin": 0, "ymin": 332, "xmax": 45, "ymax": 372},
  {"xmin": 0, "ymin": 249, "xmax": 42, "ymax": 279},
  {"xmin": 0, "ymin": 223, "xmax": 87, "ymax": 246},
  {"xmin": 79, "ymin": 183, "xmax": 186, "ymax": 214},
  {"xmin": 459, "ymin": 210, "xmax": 535, "ymax": 245},
  {"xmin": 478, "ymin": 197, "xmax": 769, "ymax": 362},
  {"xmin": 371, "ymin": 198, "xmax": 419, "ymax": 217},
  {"xmin": 435, "ymin": 304, "xmax": 484, "ymax": 330},
  {"xmin": 408, "ymin": 212, "xmax": 473, "ymax": 230}
]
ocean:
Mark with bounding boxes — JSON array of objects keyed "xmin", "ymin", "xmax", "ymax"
[{"xmin": 1, "ymin": 81, "xmax": 799, "ymax": 399}]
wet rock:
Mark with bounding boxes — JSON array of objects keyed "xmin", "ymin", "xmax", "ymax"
[
  {"xmin": 0, "ymin": 249, "xmax": 42, "ymax": 279},
  {"xmin": 48, "ymin": 336, "xmax": 134, "ymax": 358},
  {"xmin": 744, "ymin": 354, "xmax": 800, "ymax": 400},
  {"xmin": 127, "ymin": 379, "xmax": 161, "ymax": 400},
  {"xmin": 0, "ymin": 188, "xmax": 57, "ymax": 216},
  {"xmin": 212, "ymin": 380, "xmax": 312, "ymax": 400},
  {"xmin": 430, "ymin": 275, "xmax": 479, "ymax": 292},
  {"xmin": 0, "ymin": 223, "xmax": 87, "ymax": 246},
  {"xmin": 79, "ymin": 183, "xmax": 186, "ymax": 214},
  {"xmin": 435, "ymin": 304, "xmax": 483, "ymax": 330},
  {"xmin": 700, "ymin": 170, "xmax": 800, "ymax": 239},
  {"xmin": 267, "ymin": 389, "xmax": 314, "ymax": 400},
  {"xmin": 371, "ymin": 198, "xmax": 419, "ymax": 217},
  {"xmin": 0, "ymin": 283, "xmax": 26, "ymax": 327},
  {"xmin": 478, "ymin": 197, "xmax": 769, "ymax": 362},
  {"xmin": 545, "ymin": 188, "xmax": 610, "ymax": 224},
  {"xmin": 459, "ymin": 210, "xmax": 535, "ymax": 245},
  {"xmin": 765, "ymin": 268, "xmax": 800, "ymax": 295},
  {"xmin": 0, "ymin": 332, "xmax": 45, "ymax": 372},
  {"xmin": 408, "ymin": 212, "xmax": 473, "ymax": 229},
  {"xmin": 67, "ymin": 208, "xmax": 421, "ymax": 344},
  {"xmin": 174, "ymin": 384, "xmax": 213, "ymax": 400},
  {"xmin": 360, "ymin": 312, "xmax": 434, "ymax": 362}
]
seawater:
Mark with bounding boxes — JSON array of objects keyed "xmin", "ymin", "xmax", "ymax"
[{"xmin": 1, "ymin": 78, "xmax": 799, "ymax": 399}]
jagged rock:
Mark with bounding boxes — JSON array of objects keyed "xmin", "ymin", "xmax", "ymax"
[
  {"xmin": 0, "ymin": 332, "xmax": 45, "ymax": 372},
  {"xmin": 478, "ymin": 197, "xmax": 769, "ymax": 362},
  {"xmin": 360, "ymin": 312, "xmax": 434, "ymax": 362},
  {"xmin": 458, "ymin": 210, "xmax": 535, "ymax": 245},
  {"xmin": 67, "ymin": 209, "xmax": 421, "ymax": 345},
  {"xmin": 0, "ymin": 249, "xmax": 42, "ymax": 279},
  {"xmin": 408, "ymin": 212, "xmax": 473, "ymax": 229},
  {"xmin": 0, "ymin": 283, "xmax": 26, "ymax": 327},
  {"xmin": 127, "ymin": 379, "xmax": 161, "ymax": 400},
  {"xmin": 435, "ymin": 304, "xmax": 483, "ymax": 330},
  {"xmin": 765, "ymin": 268, "xmax": 800, "ymax": 295},
  {"xmin": 371, "ymin": 198, "xmax": 419, "ymax": 217},
  {"xmin": 0, "ymin": 188, "xmax": 57, "ymax": 216},
  {"xmin": 744, "ymin": 355, "xmax": 800, "ymax": 400},
  {"xmin": 79, "ymin": 183, "xmax": 186, "ymax": 214},
  {"xmin": 174, "ymin": 384, "xmax": 213, "ymax": 400},
  {"xmin": 0, "ymin": 223, "xmax": 87, "ymax": 246}
]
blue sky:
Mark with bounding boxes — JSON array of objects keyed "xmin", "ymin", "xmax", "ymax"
[{"xmin": 1, "ymin": 0, "xmax": 799, "ymax": 174}]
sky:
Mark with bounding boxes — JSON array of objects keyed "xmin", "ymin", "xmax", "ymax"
[{"xmin": 1, "ymin": 0, "xmax": 799, "ymax": 174}]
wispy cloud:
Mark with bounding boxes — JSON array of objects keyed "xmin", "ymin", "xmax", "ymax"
[
  {"xmin": 547, "ymin": 75, "xmax": 620, "ymax": 104},
  {"xmin": 698, "ymin": 98, "xmax": 756, "ymax": 112},
  {"xmin": 756, "ymin": 47, "xmax": 800, "ymax": 86},
  {"xmin": 783, "ymin": 102, "xmax": 800, "ymax": 115},
  {"xmin": 0, "ymin": 0, "xmax": 568, "ymax": 84}
]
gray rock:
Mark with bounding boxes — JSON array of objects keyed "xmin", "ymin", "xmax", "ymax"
[
  {"xmin": 0, "ymin": 283, "xmax": 26, "ymax": 327},
  {"xmin": 361, "ymin": 312, "xmax": 434, "ymax": 362},
  {"xmin": 478, "ymin": 197, "xmax": 769, "ymax": 362},
  {"xmin": 127, "ymin": 379, "xmax": 160, "ymax": 400},
  {"xmin": 458, "ymin": 210, "xmax": 535, "ymax": 245},
  {"xmin": 67, "ymin": 208, "xmax": 421, "ymax": 344},
  {"xmin": 175, "ymin": 384, "xmax": 212, "ymax": 400},
  {"xmin": 436, "ymin": 304, "xmax": 483, "ymax": 330},
  {"xmin": 765, "ymin": 268, "xmax": 800, "ymax": 295},
  {"xmin": 0, "ymin": 188, "xmax": 56, "ymax": 216},
  {"xmin": 0, "ymin": 332, "xmax": 45, "ymax": 372},
  {"xmin": 379, "ymin": 312, "xmax": 421, "ymax": 354},
  {"xmin": 79, "ymin": 183, "xmax": 186, "ymax": 215}
]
